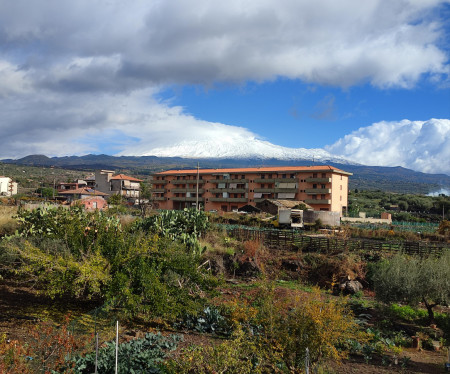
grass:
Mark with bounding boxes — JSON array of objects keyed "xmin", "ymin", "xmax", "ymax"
[
  {"xmin": 275, "ymin": 279, "xmax": 314, "ymax": 292},
  {"xmin": 0, "ymin": 205, "xmax": 18, "ymax": 236}
]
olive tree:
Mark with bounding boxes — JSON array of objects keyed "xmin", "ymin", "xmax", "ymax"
[{"xmin": 372, "ymin": 251, "xmax": 450, "ymax": 323}]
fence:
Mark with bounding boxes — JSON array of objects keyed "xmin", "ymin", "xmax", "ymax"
[{"xmin": 226, "ymin": 227, "xmax": 449, "ymax": 257}]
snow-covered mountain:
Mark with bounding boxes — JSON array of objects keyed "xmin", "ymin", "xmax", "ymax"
[{"xmin": 137, "ymin": 138, "xmax": 356, "ymax": 164}]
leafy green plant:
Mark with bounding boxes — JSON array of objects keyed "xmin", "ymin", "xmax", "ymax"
[
  {"xmin": 64, "ymin": 332, "xmax": 181, "ymax": 374},
  {"xmin": 175, "ymin": 306, "xmax": 232, "ymax": 336}
]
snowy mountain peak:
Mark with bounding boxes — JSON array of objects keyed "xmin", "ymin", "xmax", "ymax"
[{"xmin": 134, "ymin": 138, "xmax": 355, "ymax": 164}]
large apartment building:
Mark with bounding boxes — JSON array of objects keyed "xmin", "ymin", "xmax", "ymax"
[{"xmin": 152, "ymin": 166, "xmax": 351, "ymax": 214}]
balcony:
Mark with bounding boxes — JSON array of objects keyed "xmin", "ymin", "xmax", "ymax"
[
  {"xmin": 171, "ymin": 197, "xmax": 204, "ymax": 202},
  {"xmin": 209, "ymin": 198, "xmax": 248, "ymax": 203},
  {"xmin": 209, "ymin": 178, "xmax": 248, "ymax": 184},
  {"xmin": 254, "ymin": 188, "xmax": 298, "ymax": 193},
  {"xmin": 254, "ymin": 188, "xmax": 275, "ymax": 193},
  {"xmin": 152, "ymin": 179, "xmax": 168, "ymax": 184},
  {"xmin": 210, "ymin": 188, "xmax": 247, "ymax": 193},
  {"xmin": 153, "ymin": 197, "xmax": 166, "ymax": 201},
  {"xmin": 305, "ymin": 199, "xmax": 331, "ymax": 205},
  {"xmin": 254, "ymin": 178, "xmax": 298, "ymax": 183},
  {"xmin": 170, "ymin": 180, "xmax": 205, "ymax": 184},
  {"xmin": 305, "ymin": 177, "xmax": 331, "ymax": 183},
  {"xmin": 171, "ymin": 188, "xmax": 205, "ymax": 193},
  {"xmin": 151, "ymin": 188, "xmax": 165, "ymax": 193},
  {"xmin": 305, "ymin": 188, "xmax": 331, "ymax": 194}
]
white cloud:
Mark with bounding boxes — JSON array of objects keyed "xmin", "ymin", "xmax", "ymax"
[
  {"xmin": 0, "ymin": 0, "xmax": 449, "ymax": 174},
  {"xmin": 0, "ymin": 0, "xmax": 448, "ymax": 89},
  {"xmin": 326, "ymin": 118, "xmax": 450, "ymax": 175}
]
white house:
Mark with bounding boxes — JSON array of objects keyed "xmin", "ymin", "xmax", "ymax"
[{"xmin": 0, "ymin": 176, "xmax": 18, "ymax": 196}]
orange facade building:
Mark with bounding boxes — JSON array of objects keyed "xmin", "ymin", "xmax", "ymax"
[{"xmin": 152, "ymin": 165, "xmax": 351, "ymax": 214}]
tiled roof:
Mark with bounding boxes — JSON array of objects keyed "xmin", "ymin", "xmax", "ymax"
[
  {"xmin": 58, "ymin": 187, "xmax": 108, "ymax": 196},
  {"xmin": 110, "ymin": 174, "xmax": 142, "ymax": 182},
  {"xmin": 154, "ymin": 165, "xmax": 351, "ymax": 175}
]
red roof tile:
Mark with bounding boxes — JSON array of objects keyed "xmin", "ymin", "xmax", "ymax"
[
  {"xmin": 58, "ymin": 187, "xmax": 109, "ymax": 196},
  {"xmin": 110, "ymin": 174, "xmax": 143, "ymax": 182}
]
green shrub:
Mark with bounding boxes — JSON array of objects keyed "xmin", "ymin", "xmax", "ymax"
[
  {"xmin": 388, "ymin": 304, "xmax": 427, "ymax": 322},
  {"xmin": 106, "ymin": 236, "xmax": 219, "ymax": 320},
  {"xmin": 165, "ymin": 328, "xmax": 283, "ymax": 374}
]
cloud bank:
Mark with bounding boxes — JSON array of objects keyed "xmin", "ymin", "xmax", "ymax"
[
  {"xmin": 327, "ymin": 119, "xmax": 450, "ymax": 175},
  {"xmin": 0, "ymin": 0, "xmax": 449, "ymax": 175}
]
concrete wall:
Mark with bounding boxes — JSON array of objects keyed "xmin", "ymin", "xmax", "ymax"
[
  {"xmin": 95, "ymin": 170, "xmax": 114, "ymax": 194},
  {"xmin": 303, "ymin": 210, "xmax": 341, "ymax": 226},
  {"xmin": 331, "ymin": 173, "xmax": 348, "ymax": 216}
]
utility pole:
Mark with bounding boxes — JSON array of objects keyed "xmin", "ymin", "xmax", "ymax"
[{"xmin": 196, "ymin": 162, "xmax": 200, "ymax": 210}]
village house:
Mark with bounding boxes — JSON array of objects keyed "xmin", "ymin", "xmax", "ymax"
[
  {"xmin": 58, "ymin": 187, "xmax": 109, "ymax": 203},
  {"xmin": 72, "ymin": 196, "xmax": 109, "ymax": 211},
  {"xmin": 94, "ymin": 170, "xmax": 142, "ymax": 200},
  {"xmin": 151, "ymin": 165, "xmax": 351, "ymax": 215},
  {"xmin": 0, "ymin": 176, "xmax": 18, "ymax": 196},
  {"xmin": 57, "ymin": 180, "xmax": 87, "ymax": 191}
]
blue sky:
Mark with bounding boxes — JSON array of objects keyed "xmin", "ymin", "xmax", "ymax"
[
  {"xmin": 158, "ymin": 78, "xmax": 450, "ymax": 149},
  {"xmin": 0, "ymin": 0, "xmax": 449, "ymax": 174}
]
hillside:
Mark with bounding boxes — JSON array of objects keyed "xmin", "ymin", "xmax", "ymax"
[{"xmin": 2, "ymin": 155, "xmax": 449, "ymax": 194}]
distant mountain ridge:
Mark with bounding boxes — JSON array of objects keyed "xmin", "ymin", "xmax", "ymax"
[
  {"xmin": 130, "ymin": 138, "xmax": 355, "ymax": 165},
  {"xmin": 2, "ymin": 154, "xmax": 449, "ymax": 194}
]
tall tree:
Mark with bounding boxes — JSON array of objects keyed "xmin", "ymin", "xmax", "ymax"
[{"xmin": 372, "ymin": 252, "xmax": 450, "ymax": 323}]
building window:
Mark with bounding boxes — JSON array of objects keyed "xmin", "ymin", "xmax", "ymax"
[
  {"xmin": 282, "ymin": 174, "xmax": 286, "ymax": 178},
  {"xmin": 321, "ymin": 184, "xmax": 326, "ymax": 189},
  {"xmin": 322, "ymin": 173, "xmax": 326, "ymax": 178},
  {"xmin": 340, "ymin": 185, "xmax": 342, "ymax": 190},
  {"xmin": 340, "ymin": 196, "xmax": 342, "ymax": 201},
  {"xmin": 313, "ymin": 173, "xmax": 317, "ymax": 178},
  {"xmin": 261, "ymin": 174, "xmax": 265, "ymax": 179}
]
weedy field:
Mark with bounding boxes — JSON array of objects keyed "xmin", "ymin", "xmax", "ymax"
[{"xmin": 0, "ymin": 206, "xmax": 448, "ymax": 373}]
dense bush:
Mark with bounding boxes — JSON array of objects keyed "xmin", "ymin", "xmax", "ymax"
[
  {"xmin": 168, "ymin": 285, "xmax": 362, "ymax": 372},
  {"xmin": 107, "ymin": 235, "xmax": 218, "ymax": 320},
  {"xmin": 13, "ymin": 206, "xmax": 124, "ymax": 257},
  {"xmin": 165, "ymin": 328, "xmax": 283, "ymax": 374},
  {"xmin": 0, "ymin": 207, "xmax": 217, "ymax": 320}
]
